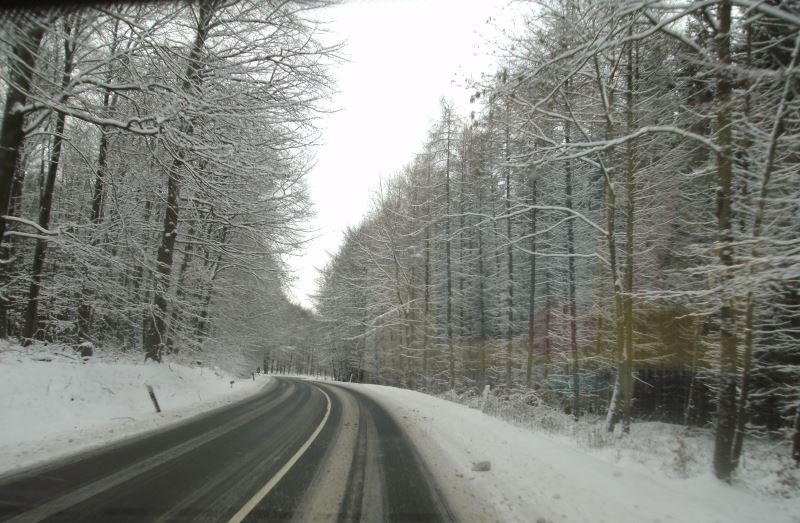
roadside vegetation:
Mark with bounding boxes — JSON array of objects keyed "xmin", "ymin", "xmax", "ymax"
[{"xmin": 313, "ymin": 0, "xmax": 800, "ymax": 483}]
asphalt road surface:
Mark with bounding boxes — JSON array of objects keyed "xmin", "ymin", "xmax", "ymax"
[{"xmin": 0, "ymin": 378, "xmax": 455, "ymax": 522}]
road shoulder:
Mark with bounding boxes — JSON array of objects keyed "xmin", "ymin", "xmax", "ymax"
[
  {"xmin": 332, "ymin": 382, "xmax": 496, "ymax": 523},
  {"xmin": 0, "ymin": 374, "xmax": 274, "ymax": 482}
]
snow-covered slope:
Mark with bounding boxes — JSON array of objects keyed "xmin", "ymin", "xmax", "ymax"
[
  {"xmin": 353, "ymin": 384, "xmax": 800, "ymax": 523},
  {"xmin": 0, "ymin": 341, "xmax": 267, "ymax": 476}
]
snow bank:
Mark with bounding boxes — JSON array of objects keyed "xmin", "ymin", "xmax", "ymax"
[
  {"xmin": 443, "ymin": 388, "xmax": 800, "ymax": 499},
  {"xmin": 0, "ymin": 341, "xmax": 267, "ymax": 476},
  {"xmin": 354, "ymin": 384, "xmax": 800, "ymax": 523}
]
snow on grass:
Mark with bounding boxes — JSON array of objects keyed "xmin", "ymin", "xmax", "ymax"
[
  {"xmin": 353, "ymin": 383, "xmax": 800, "ymax": 523},
  {"xmin": 0, "ymin": 340, "xmax": 267, "ymax": 476},
  {"xmin": 447, "ymin": 389, "xmax": 800, "ymax": 499}
]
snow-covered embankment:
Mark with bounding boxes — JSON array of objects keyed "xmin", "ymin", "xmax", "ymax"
[
  {"xmin": 355, "ymin": 384, "xmax": 800, "ymax": 523},
  {"xmin": 0, "ymin": 341, "xmax": 267, "ymax": 476}
]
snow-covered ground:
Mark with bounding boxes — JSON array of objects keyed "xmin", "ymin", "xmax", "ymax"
[
  {"xmin": 2, "ymin": 349, "xmax": 797, "ymax": 522},
  {"xmin": 0, "ymin": 340, "xmax": 267, "ymax": 476},
  {"xmin": 353, "ymin": 383, "xmax": 800, "ymax": 523}
]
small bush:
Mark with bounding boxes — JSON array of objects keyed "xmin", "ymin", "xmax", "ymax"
[{"xmin": 672, "ymin": 430, "xmax": 694, "ymax": 478}]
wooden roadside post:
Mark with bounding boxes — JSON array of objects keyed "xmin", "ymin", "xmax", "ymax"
[{"xmin": 146, "ymin": 385, "xmax": 161, "ymax": 413}]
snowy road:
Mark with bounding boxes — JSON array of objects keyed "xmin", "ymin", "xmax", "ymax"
[{"xmin": 0, "ymin": 378, "xmax": 454, "ymax": 522}]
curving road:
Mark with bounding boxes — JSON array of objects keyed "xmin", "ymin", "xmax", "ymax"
[{"xmin": 0, "ymin": 379, "xmax": 455, "ymax": 522}]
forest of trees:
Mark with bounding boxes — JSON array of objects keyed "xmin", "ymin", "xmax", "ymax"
[
  {"xmin": 313, "ymin": 0, "xmax": 800, "ymax": 480},
  {"xmin": 0, "ymin": 1, "xmax": 336, "ymax": 370},
  {"xmin": 2, "ymin": 0, "xmax": 798, "ymax": 485}
]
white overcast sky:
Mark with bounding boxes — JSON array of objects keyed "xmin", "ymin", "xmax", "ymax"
[{"xmin": 285, "ymin": 0, "xmax": 520, "ymax": 309}]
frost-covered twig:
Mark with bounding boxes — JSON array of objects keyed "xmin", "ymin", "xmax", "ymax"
[{"xmin": 1, "ymin": 216, "xmax": 58, "ymax": 235}]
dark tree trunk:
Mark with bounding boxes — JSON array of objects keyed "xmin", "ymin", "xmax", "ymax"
[
  {"xmin": 565, "ymin": 118, "xmax": 579, "ymax": 419},
  {"xmin": 504, "ymin": 109, "xmax": 514, "ymax": 391},
  {"xmin": 458, "ymin": 139, "xmax": 467, "ymax": 386},
  {"xmin": 792, "ymin": 406, "xmax": 800, "ymax": 466},
  {"xmin": 543, "ymin": 274, "xmax": 551, "ymax": 382},
  {"xmin": 0, "ymin": 17, "xmax": 47, "ymax": 254},
  {"xmin": 22, "ymin": 18, "xmax": 76, "ymax": 343},
  {"xmin": 194, "ymin": 226, "xmax": 226, "ymax": 345},
  {"xmin": 0, "ymin": 152, "xmax": 29, "ymax": 338},
  {"xmin": 421, "ymin": 148, "xmax": 432, "ymax": 386},
  {"xmin": 165, "ymin": 228, "xmax": 195, "ymax": 353},
  {"xmin": 142, "ymin": 168, "xmax": 182, "ymax": 360},
  {"xmin": 477, "ymin": 188, "xmax": 487, "ymax": 390},
  {"xmin": 21, "ymin": 113, "xmax": 66, "ymax": 342},
  {"xmin": 733, "ymin": 25, "xmax": 800, "ymax": 468},
  {"xmin": 194, "ymin": 286, "xmax": 214, "ymax": 343},
  {"xmin": 444, "ymin": 108, "xmax": 454, "ymax": 390},
  {"xmin": 621, "ymin": 36, "xmax": 638, "ymax": 434},
  {"xmin": 89, "ymin": 98, "xmax": 113, "ymax": 226},
  {"xmin": 0, "ymin": 18, "xmax": 47, "ymax": 338},
  {"xmin": 712, "ymin": 0, "xmax": 739, "ymax": 482},
  {"xmin": 526, "ymin": 176, "xmax": 537, "ymax": 388},
  {"xmin": 142, "ymin": 0, "xmax": 213, "ymax": 362},
  {"xmin": 78, "ymin": 84, "xmax": 117, "ymax": 341},
  {"xmin": 423, "ymin": 226, "xmax": 431, "ymax": 382}
]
